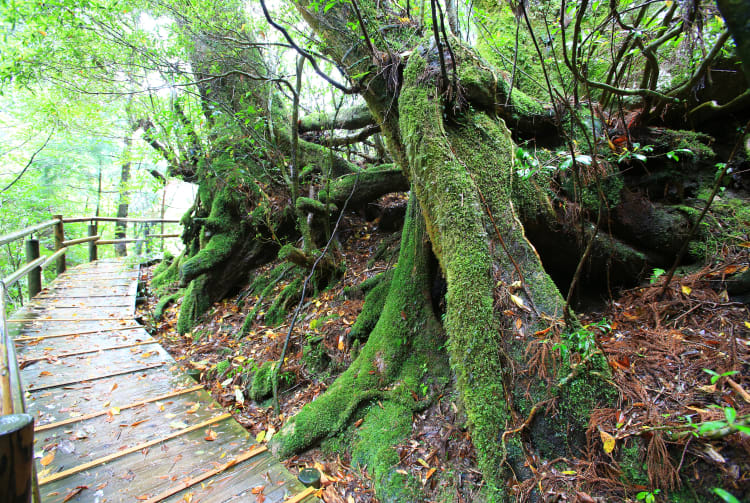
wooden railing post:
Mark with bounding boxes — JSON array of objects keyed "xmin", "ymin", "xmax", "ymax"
[
  {"xmin": 53, "ymin": 215, "xmax": 65, "ymax": 274},
  {"xmin": 88, "ymin": 224, "xmax": 98, "ymax": 262},
  {"xmin": 24, "ymin": 239, "xmax": 41, "ymax": 299},
  {"xmin": 0, "ymin": 413, "xmax": 35, "ymax": 503}
]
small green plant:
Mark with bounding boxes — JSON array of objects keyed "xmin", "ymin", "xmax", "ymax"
[
  {"xmin": 713, "ymin": 488, "xmax": 741, "ymax": 503},
  {"xmin": 515, "ymin": 146, "xmax": 557, "ymax": 180},
  {"xmin": 554, "ymin": 318, "xmax": 611, "ymax": 363},
  {"xmin": 703, "ymin": 368, "xmax": 739, "ymax": 384},
  {"xmin": 665, "ymin": 148, "xmax": 693, "ymax": 162},
  {"xmin": 649, "ymin": 268, "xmax": 666, "ymax": 284},
  {"xmin": 684, "ymin": 405, "xmax": 750, "ymax": 438},
  {"xmin": 636, "ymin": 489, "xmax": 660, "ymax": 503},
  {"xmin": 614, "ymin": 142, "xmax": 653, "ymax": 164}
]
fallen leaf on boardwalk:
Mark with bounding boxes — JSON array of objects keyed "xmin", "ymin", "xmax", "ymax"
[
  {"xmin": 600, "ymin": 430, "xmax": 616, "ymax": 453},
  {"xmin": 62, "ymin": 486, "xmax": 87, "ymax": 502},
  {"xmin": 205, "ymin": 428, "xmax": 218, "ymax": 441},
  {"xmin": 130, "ymin": 420, "xmax": 147, "ymax": 427},
  {"xmin": 251, "ymin": 486, "xmax": 265, "ymax": 494},
  {"xmin": 39, "ymin": 371, "xmax": 52, "ymax": 376},
  {"xmin": 256, "ymin": 430, "xmax": 265, "ymax": 443},
  {"xmin": 187, "ymin": 403, "xmax": 200, "ymax": 414},
  {"xmin": 110, "ymin": 383, "xmax": 118, "ymax": 392},
  {"xmin": 169, "ymin": 420, "xmax": 188, "ymax": 430},
  {"xmin": 109, "ymin": 407, "xmax": 120, "ymax": 415},
  {"xmin": 183, "ymin": 493, "xmax": 193, "ymax": 502},
  {"xmin": 40, "ymin": 451, "xmax": 55, "ymax": 466}
]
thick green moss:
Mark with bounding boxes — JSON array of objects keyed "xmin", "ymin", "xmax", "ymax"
[
  {"xmin": 250, "ymin": 361, "xmax": 275, "ymax": 402},
  {"xmin": 265, "ymin": 277, "xmax": 302, "ymax": 326},
  {"xmin": 154, "ymin": 289, "xmax": 184, "ymax": 320},
  {"xmin": 177, "ymin": 275, "xmax": 212, "ymax": 334},
  {"xmin": 179, "ymin": 187, "xmax": 243, "ymax": 285},
  {"xmin": 348, "ymin": 270, "xmax": 393, "ymax": 341},
  {"xmin": 350, "ymin": 401, "xmax": 422, "ymax": 503},
  {"xmin": 239, "ymin": 264, "xmax": 292, "ymax": 337},
  {"xmin": 151, "ymin": 251, "xmax": 183, "ymax": 297}
]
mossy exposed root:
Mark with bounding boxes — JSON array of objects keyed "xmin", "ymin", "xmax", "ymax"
[
  {"xmin": 154, "ymin": 289, "xmax": 184, "ymax": 320},
  {"xmin": 273, "ymin": 195, "xmax": 449, "ymax": 501},
  {"xmin": 347, "ymin": 269, "xmax": 393, "ymax": 342},
  {"xmin": 265, "ymin": 277, "xmax": 303, "ymax": 327}
]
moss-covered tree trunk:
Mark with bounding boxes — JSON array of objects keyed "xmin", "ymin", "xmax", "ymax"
[{"xmin": 273, "ymin": 2, "xmax": 616, "ymax": 500}]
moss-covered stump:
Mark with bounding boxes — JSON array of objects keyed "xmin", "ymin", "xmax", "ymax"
[{"xmin": 272, "ymin": 195, "xmax": 449, "ymax": 501}]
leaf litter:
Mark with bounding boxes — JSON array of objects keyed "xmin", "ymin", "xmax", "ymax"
[{"xmin": 139, "ymin": 208, "xmax": 749, "ymax": 502}]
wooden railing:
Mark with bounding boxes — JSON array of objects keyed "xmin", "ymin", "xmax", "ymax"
[{"xmin": 0, "ymin": 215, "xmax": 181, "ymax": 501}]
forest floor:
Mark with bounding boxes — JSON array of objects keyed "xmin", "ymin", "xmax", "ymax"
[{"xmin": 137, "ymin": 207, "xmax": 750, "ymax": 503}]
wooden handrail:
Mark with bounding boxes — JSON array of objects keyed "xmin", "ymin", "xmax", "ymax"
[
  {"xmin": 62, "ymin": 235, "xmax": 100, "ymax": 246},
  {"xmin": 0, "ymin": 219, "xmax": 59, "ymax": 247},
  {"xmin": 63, "ymin": 216, "xmax": 180, "ymax": 224},
  {"xmin": 96, "ymin": 238, "xmax": 145, "ymax": 245},
  {"xmin": 39, "ymin": 247, "xmax": 68, "ymax": 270},
  {"xmin": 0, "ymin": 215, "xmax": 183, "ymax": 307},
  {"xmin": 1, "ymin": 257, "xmax": 45, "ymax": 288}
]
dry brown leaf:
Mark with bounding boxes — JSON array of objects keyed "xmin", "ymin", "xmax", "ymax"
[
  {"xmin": 62, "ymin": 486, "xmax": 87, "ymax": 502},
  {"xmin": 40, "ymin": 451, "xmax": 55, "ymax": 466}
]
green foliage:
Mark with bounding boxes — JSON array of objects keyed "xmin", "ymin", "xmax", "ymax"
[
  {"xmin": 703, "ymin": 368, "xmax": 739, "ymax": 385},
  {"xmin": 713, "ymin": 488, "xmax": 741, "ymax": 503},
  {"xmin": 649, "ymin": 268, "xmax": 666, "ymax": 284},
  {"xmin": 636, "ymin": 489, "xmax": 660, "ymax": 503},
  {"xmin": 555, "ymin": 318, "xmax": 611, "ymax": 364}
]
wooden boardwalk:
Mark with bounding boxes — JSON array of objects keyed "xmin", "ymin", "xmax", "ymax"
[{"xmin": 10, "ymin": 259, "xmax": 317, "ymax": 503}]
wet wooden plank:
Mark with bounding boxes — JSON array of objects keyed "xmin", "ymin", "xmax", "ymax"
[
  {"xmin": 39, "ymin": 418, "xmax": 260, "ymax": 502},
  {"xmin": 10, "ymin": 258, "xmax": 317, "ymax": 503},
  {"xmin": 15, "ymin": 328, "xmax": 153, "ymax": 361},
  {"xmin": 27, "ymin": 367, "xmax": 196, "ymax": 427},
  {"xmin": 21, "ymin": 345, "xmax": 170, "ymax": 391}
]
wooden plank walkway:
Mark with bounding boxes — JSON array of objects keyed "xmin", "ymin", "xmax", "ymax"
[{"xmin": 10, "ymin": 259, "xmax": 318, "ymax": 503}]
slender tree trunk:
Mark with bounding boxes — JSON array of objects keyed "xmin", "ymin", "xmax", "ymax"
[{"xmin": 114, "ymin": 134, "xmax": 132, "ymax": 257}]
